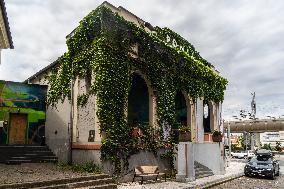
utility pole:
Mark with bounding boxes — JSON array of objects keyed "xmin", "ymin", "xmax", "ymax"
[{"xmin": 251, "ymin": 92, "xmax": 256, "ymax": 119}]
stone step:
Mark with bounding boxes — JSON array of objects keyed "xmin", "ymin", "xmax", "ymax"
[
  {"xmin": 195, "ymin": 170, "xmax": 213, "ymax": 175},
  {"xmin": 0, "ymin": 145, "xmax": 57, "ymax": 164},
  {"xmin": 194, "ymin": 161, "xmax": 214, "ymax": 179},
  {"xmin": 35, "ymin": 178, "xmax": 115, "ymax": 189},
  {"xmin": 195, "ymin": 173, "xmax": 214, "ymax": 179},
  {"xmin": 89, "ymin": 184, "xmax": 118, "ymax": 189},
  {"xmin": 0, "ymin": 174, "xmax": 111, "ymax": 189},
  {"xmin": 6, "ymin": 158, "xmax": 58, "ymax": 164},
  {"xmin": 10, "ymin": 155, "xmax": 57, "ymax": 160}
]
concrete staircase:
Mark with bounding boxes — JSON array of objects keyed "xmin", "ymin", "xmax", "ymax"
[
  {"xmin": 0, "ymin": 145, "xmax": 57, "ymax": 164},
  {"xmin": 194, "ymin": 161, "xmax": 214, "ymax": 179},
  {"xmin": 0, "ymin": 174, "xmax": 117, "ymax": 189}
]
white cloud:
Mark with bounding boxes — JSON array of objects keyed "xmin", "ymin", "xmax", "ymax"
[{"xmin": 1, "ymin": 0, "xmax": 284, "ymax": 119}]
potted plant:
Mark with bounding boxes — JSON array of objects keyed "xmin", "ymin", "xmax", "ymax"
[
  {"xmin": 212, "ymin": 130, "xmax": 222, "ymax": 142},
  {"xmin": 178, "ymin": 125, "xmax": 191, "ymax": 142},
  {"xmin": 131, "ymin": 126, "xmax": 144, "ymax": 137}
]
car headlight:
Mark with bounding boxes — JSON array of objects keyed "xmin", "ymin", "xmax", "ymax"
[{"xmin": 266, "ymin": 169, "xmax": 271, "ymax": 171}]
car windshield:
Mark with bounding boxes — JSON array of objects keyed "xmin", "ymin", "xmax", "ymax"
[{"xmin": 250, "ymin": 156, "xmax": 272, "ymax": 163}]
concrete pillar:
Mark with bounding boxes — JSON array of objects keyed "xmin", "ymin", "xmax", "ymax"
[
  {"xmin": 190, "ymin": 99, "xmax": 197, "ymax": 142},
  {"xmin": 72, "ymin": 77, "xmax": 79, "ymax": 142},
  {"xmin": 176, "ymin": 142, "xmax": 195, "ymax": 182},
  {"xmin": 250, "ymin": 133, "xmax": 255, "ymax": 150},
  {"xmin": 182, "ymin": 92, "xmax": 195, "ymax": 142},
  {"xmin": 196, "ymin": 98, "xmax": 204, "ymax": 143},
  {"xmin": 255, "ymin": 133, "xmax": 261, "ymax": 149},
  {"xmin": 149, "ymin": 90, "xmax": 158, "ymax": 128},
  {"xmin": 209, "ymin": 102, "xmax": 216, "ymax": 132}
]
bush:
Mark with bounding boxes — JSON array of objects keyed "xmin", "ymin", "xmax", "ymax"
[
  {"xmin": 212, "ymin": 130, "xmax": 222, "ymax": 137},
  {"xmin": 274, "ymin": 141, "xmax": 282, "ymax": 152}
]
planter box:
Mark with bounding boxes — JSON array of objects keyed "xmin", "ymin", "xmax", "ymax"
[
  {"xmin": 212, "ymin": 135, "xmax": 222, "ymax": 142},
  {"xmin": 131, "ymin": 127, "xmax": 143, "ymax": 137},
  {"xmin": 179, "ymin": 132, "xmax": 191, "ymax": 142}
]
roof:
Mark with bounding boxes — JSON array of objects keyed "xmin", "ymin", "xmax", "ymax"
[
  {"xmin": 24, "ymin": 60, "xmax": 59, "ymax": 83},
  {"xmin": 0, "ymin": 0, "xmax": 13, "ymax": 48}
]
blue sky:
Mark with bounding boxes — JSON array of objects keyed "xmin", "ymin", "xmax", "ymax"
[{"xmin": 1, "ymin": 0, "xmax": 284, "ymax": 120}]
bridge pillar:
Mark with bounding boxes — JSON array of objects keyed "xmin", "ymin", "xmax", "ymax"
[
  {"xmin": 250, "ymin": 133, "xmax": 255, "ymax": 150},
  {"xmin": 255, "ymin": 133, "xmax": 261, "ymax": 149}
]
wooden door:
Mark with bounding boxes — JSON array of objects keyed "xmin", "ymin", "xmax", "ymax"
[{"xmin": 9, "ymin": 113, "xmax": 27, "ymax": 144}]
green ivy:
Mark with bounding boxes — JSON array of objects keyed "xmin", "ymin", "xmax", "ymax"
[{"xmin": 47, "ymin": 5, "xmax": 228, "ymax": 174}]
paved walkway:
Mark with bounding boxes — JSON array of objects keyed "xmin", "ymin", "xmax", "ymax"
[
  {"xmin": 118, "ymin": 161, "xmax": 245, "ymax": 189},
  {"xmin": 0, "ymin": 163, "xmax": 94, "ymax": 185}
]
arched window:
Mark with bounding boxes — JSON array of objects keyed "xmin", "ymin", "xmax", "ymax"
[
  {"xmin": 175, "ymin": 91, "xmax": 187, "ymax": 126},
  {"xmin": 128, "ymin": 74, "xmax": 149, "ymax": 128}
]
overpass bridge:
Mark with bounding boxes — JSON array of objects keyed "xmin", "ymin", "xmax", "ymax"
[
  {"xmin": 223, "ymin": 118, "xmax": 284, "ymax": 151},
  {"xmin": 224, "ymin": 118, "xmax": 284, "ymax": 133}
]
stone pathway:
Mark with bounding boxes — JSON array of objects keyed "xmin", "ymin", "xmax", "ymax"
[
  {"xmin": 0, "ymin": 163, "xmax": 94, "ymax": 185},
  {"xmin": 118, "ymin": 161, "xmax": 245, "ymax": 189},
  {"xmin": 0, "ymin": 161, "xmax": 246, "ymax": 189}
]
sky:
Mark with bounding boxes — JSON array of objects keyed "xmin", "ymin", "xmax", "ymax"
[{"xmin": 1, "ymin": 0, "xmax": 284, "ymax": 121}]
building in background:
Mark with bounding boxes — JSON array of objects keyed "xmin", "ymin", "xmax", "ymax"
[
  {"xmin": 260, "ymin": 131, "xmax": 284, "ymax": 147},
  {"xmin": 0, "ymin": 80, "xmax": 47, "ymax": 145},
  {"xmin": 0, "ymin": 0, "xmax": 13, "ymax": 64}
]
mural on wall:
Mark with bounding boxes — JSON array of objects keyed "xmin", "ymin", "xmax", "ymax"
[{"xmin": 0, "ymin": 80, "xmax": 47, "ymax": 145}]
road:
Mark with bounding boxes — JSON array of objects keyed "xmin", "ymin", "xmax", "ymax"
[{"xmin": 211, "ymin": 154, "xmax": 284, "ymax": 189}]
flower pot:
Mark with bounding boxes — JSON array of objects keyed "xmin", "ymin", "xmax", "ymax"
[
  {"xmin": 212, "ymin": 135, "xmax": 222, "ymax": 142},
  {"xmin": 179, "ymin": 132, "xmax": 191, "ymax": 142},
  {"xmin": 131, "ymin": 127, "xmax": 143, "ymax": 137}
]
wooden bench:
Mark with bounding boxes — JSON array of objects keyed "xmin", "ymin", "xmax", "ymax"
[{"xmin": 132, "ymin": 166, "xmax": 166, "ymax": 184}]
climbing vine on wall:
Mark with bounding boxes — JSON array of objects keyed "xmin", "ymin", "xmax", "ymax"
[{"xmin": 47, "ymin": 5, "xmax": 228, "ymax": 174}]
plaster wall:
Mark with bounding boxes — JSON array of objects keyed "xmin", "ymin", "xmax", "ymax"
[
  {"xmin": 193, "ymin": 143, "xmax": 225, "ymax": 175},
  {"xmin": 45, "ymin": 100, "xmax": 71, "ymax": 162},
  {"xmin": 120, "ymin": 150, "xmax": 170, "ymax": 181},
  {"xmin": 102, "ymin": 2, "xmax": 152, "ymax": 33},
  {"xmin": 75, "ymin": 77, "xmax": 101, "ymax": 143},
  {"xmin": 28, "ymin": 71, "xmax": 71, "ymax": 162},
  {"xmin": 72, "ymin": 149, "xmax": 101, "ymax": 165}
]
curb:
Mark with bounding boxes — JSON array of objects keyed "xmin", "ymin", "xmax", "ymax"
[{"xmin": 197, "ymin": 173, "xmax": 244, "ymax": 189}]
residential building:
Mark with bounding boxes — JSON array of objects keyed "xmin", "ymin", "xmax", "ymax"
[{"xmin": 0, "ymin": 0, "xmax": 13, "ymax": 64}]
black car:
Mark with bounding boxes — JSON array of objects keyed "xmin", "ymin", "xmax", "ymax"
[{"xmin": 244, "ymin": 150, "xmax": 280, "ymax": 179}]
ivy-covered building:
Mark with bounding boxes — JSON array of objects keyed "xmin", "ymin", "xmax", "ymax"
[{"xmin": 26, "ymin": 2, "xmax": 227, "ymax": 177}]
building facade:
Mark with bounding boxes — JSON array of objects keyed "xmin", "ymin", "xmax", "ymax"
[{"xmin": 26, "ymin": 2, "xmax": 227, "ymax": 177}]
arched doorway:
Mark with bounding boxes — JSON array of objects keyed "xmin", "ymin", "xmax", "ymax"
[
  {"xmin": 204, "ymin": 101, "xmax": 215, "ymax": 133},
  {"xmin": 174, "ymin": 91, "xmax": 188, "ymax": 142},
  {"xmin": 128, "ymin": 74, "xmax": 149, "ymax": 128},
  {"xmin": 203, "ymin": 102, "xmax": 211, "ymax": 132},
  {"xmin": 175, "ymin": 91, "xmax": 187, "ymax": 126}
]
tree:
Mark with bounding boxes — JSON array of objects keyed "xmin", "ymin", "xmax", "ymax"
[
  {"xmin": 262, "ymin": 143, "xmax": 272, "ymax": 151},
  {"xmin": 274, "ymin": 141, "xmax": 282, "ymax": 152}
]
